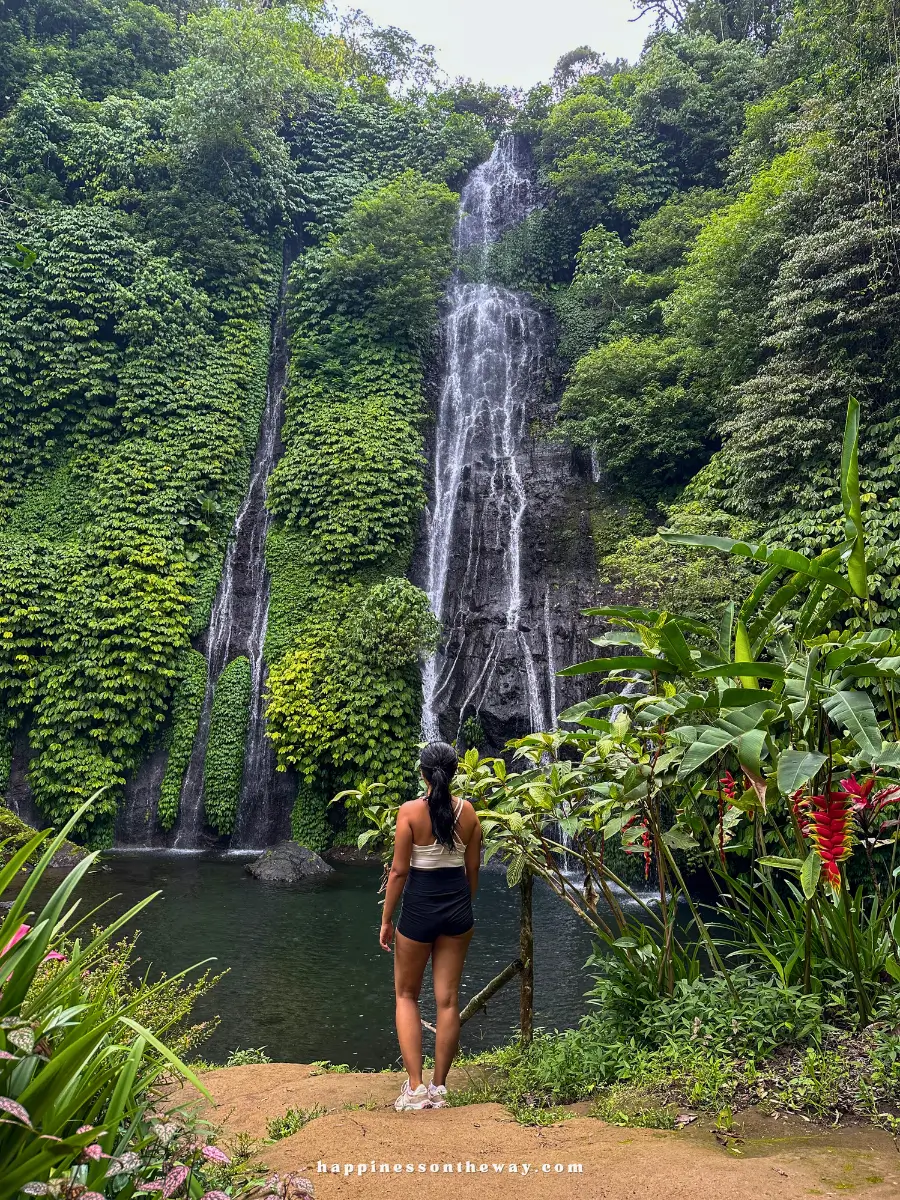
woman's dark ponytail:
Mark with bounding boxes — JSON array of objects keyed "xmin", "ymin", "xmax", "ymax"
[{"xmin": 420, "ymin": 741, "xmax": 459, "ymax": 851}]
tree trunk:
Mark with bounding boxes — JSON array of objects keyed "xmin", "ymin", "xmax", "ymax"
[
  {"xmin": 519, "ymin": 870, "xmax": 534, "ymax": 1044},
  {"xmin": 459, "ymin": 959, "xmax": 522, "ymax": 1025}
]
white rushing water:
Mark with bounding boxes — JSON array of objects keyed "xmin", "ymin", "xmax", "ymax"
[{"xmin": 421, "ymin": 138, "xmax": 550, "ymax": 741}]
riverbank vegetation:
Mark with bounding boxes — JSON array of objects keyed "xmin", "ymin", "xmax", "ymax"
[{"xmin": 0, "ymin": 800, "xmax": 253, "ymax": 1198}]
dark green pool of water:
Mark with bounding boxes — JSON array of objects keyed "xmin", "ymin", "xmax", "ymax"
[{"xmin": 22, "ymin": 856, "xmax": 613, "ymax": 1069}]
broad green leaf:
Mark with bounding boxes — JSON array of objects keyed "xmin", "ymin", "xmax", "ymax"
[
  {"xmin": 506, "ymin": 853, "xmax": 525, "ymax": 888},
  {"xmin": 800, "ymin": 851, "xmax": 822, "ymax": 900},
  {"xmin": 736, "ymin": 728, "xmax": 768, "ymax": 781},
  {"xmin": 734, "ymin": 618, "xmax": 755, "ymax": 688},
  {"xmin": 558, "ymin": 695, "xmax": 630, "ymax": 723},
  {"xmin": 757, "ymin": 856, "xmax": 803, "ymax": 874},
  {"xmin": 663, "ymin": 827, "xmax": 700, "ymax": 851},
  {"xmin": 777, "ymin": 749, "xmax": 827, "ymax": 795},
  {"xmin": 719, "ymin": 688, "xmax": 775, "ymax": 707},
  {"xmin": 659, "ymin": 533, "xmax": 853, "ymax": 594},
  {"xmin": 677, "ymin": 703, "xmax": 776, "ymax": 779},
  {"xmin": 694, "ymin": 662, "xmax": 784, "ymax": 680},
  {"xmin": 637, "ymin": 692, "xmax": 714, "ymax": 722},
  {"xmin": 740, "ymin": 562, "xmax": 786, "ymax": 622},
  {"xmin": 559, "ymin": 655, "xmax": 678, "ymax": 678},
  {"xmin": 872, "ymin": 743, "xmax": 900, "ymax": 768},
  {"xmin": 657, "ymin": 622, "xmax": 696, "ymax": 673},
  {"xmin": 718, "ymin": 600, "xmax": 734, "ymax": 661},
  {"xmin": 822, "ymin": 689, "xmax": 882, "ymax": 761}
]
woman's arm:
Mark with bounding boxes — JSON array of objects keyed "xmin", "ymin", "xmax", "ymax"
[
  {"xmin": 464, "ymin": 808, "xmax": 482, "ymax": 899},
  {"xmin": 380, "ymin": 806, "xmax": 413, "ymax": 951}
]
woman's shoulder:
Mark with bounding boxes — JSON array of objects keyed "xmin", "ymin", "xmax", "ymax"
[
  {"xmin": 398, "ymin": 797, "xmax": 428, "ymax": 817},
  {"xmin": 455, "ymin": 796, "xmax": 480, "ymax": 821}
]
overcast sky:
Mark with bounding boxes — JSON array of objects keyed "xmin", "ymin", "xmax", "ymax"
[{"xmin": 337, "ymin": 1, "xmax": 656, "ymax": 89}]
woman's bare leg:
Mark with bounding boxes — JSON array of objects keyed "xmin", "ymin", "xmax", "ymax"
[
  {"xmin": 430, "ymin": 928, "xmax": 474, "ymax": 1087},
  {"xmin": 393, "ymin": 931, "xmax": 433, "ymax": 1087}
]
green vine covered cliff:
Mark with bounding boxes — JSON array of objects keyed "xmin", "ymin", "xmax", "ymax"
[{"xmin": 0, "ymin": 0, "xmax": 487, "ymax": 841}]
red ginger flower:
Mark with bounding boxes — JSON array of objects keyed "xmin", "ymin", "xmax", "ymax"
[
  {"xmin": 806, "ymin": 792, "xmax": 854, "ymax": 889},
  {"xmin": 837, "ymin": 774, "xmax": 876, "ymax": 809},
  {"xmin": 720, "ymin": 771, "xmax": 738, "ymax": 802}
]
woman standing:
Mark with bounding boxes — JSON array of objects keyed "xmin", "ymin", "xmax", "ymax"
[{"xmin": 379, "ymin": 741, "xmax": 482, "ymax": 1111}]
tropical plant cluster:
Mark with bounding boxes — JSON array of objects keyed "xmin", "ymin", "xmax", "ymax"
[
  {"xmin": 349, "ymin": 406, "xmax": 900, "ymax": 1125},
  {"xmin": 0, "ymin": 0, "xmax": 489, "ymax": 840},
  {"xmin": 0, "ymin": 801, "xmax": 235, "ymax": 1199}
]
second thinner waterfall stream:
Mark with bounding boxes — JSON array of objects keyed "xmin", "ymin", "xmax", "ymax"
[
  {"xmin": 172, "ymin": 273, "xmax": 292, "ymax": 850},
  {"xmin": 421, "ymin": 138, "xmax": 567, "ymax": 745}
]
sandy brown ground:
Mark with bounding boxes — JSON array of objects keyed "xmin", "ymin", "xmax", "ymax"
[{"xmin": 198, "ymin": 1064, "xmax": 900, "ymax": 1199}]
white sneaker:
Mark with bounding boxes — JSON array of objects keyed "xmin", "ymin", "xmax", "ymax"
[
  {"xmin": 394, "ymin": 1081, "xmax": 432, "ymax": 1111},
  {"xmin": 428, "ymin": 1082, "xmax": 448, "ymax": 1108}
]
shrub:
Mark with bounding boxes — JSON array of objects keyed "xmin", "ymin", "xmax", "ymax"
[
  {"xmin": 158, "ymin": 647, "xmax": 208, "ymax": 830},
  {"xmin": 204, "ymin": 654, "xmax": 251, "ymax": 835},
  {"xmin": 0, "ymin": 799, "xmax": 214, "ymax": 1197}
]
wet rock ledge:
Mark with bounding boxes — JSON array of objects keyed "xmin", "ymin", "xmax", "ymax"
[{"xmin": 246, "ymin": 841, "xmax": 333, "ymax": 884}]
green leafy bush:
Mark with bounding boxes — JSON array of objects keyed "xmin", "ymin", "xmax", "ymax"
[
  {"xmin": 0, "ymin": 801, "xmax": 213, "ymax": 1196},
  {"xmin": 159, "ymin": 648, "xmax": 208, "ymax": 830},
  {"xmin": 204, "ymin": 655, "xmax": 251, "ymax": 835}
]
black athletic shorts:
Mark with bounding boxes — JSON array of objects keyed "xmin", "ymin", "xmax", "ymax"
[{"xmin": 396, "ymin": 866, "xmax": 474, "ymax": 943}]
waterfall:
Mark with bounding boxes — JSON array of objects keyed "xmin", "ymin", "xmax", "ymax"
[
  {"xmin": 543, "ymin": 588, "xmax": 558, "ymax": 731},
  {"xmin": 172, "ymin": 268, "xmax": 290, "ymax": 850},
  {"xmin": 420, "ymin": 138, "xmax": 551, "ymax": 745}
]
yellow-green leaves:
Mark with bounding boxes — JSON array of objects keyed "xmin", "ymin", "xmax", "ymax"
[
  {"xmin": 840, "ymin": 397, "xmax": 868, "ymax": 601},
  {"xmin": 734, "ymin": 618, "xmax": 755, "ymax": 689}
]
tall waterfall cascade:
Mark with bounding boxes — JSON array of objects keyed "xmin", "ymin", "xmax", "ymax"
[
  {"xmin": 117, "ymin": 265, "xmax": 294, "ymax": 850},
  {"xmin": 418, "ymin": 138, "xmax": 596, "ymax": 748}
]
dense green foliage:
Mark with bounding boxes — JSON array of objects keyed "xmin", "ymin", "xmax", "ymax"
[
  {"xmin": 482, "ymin": 0, "xmax": 900, "ymax": 627},
  {"xmin": 0, "ymin": 0, "xmax": 487, "ymax": 836},
  {"xmin": 203, "ymin": 654, "xmax": 251, "ymax": 836},
  {"xmin": 259, "ymin": 149, "xmax": 460, "ymax": 835},
  {"xmin": 158, "ymin": 648, "xmax": 207, "ymax": 830},
  {"xmin": 0, "ymin": 802, "xmax": 219, "ymax": 1197}
]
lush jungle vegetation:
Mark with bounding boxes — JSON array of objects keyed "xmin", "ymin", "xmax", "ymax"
[
  {"xmin": 0, "ymin": 0, "xmax": 487, "ymax": 842},
  {"xmin": 513, "ymin": 0, "xmax": 900, "ymax": 626},
  {"xmin": 5, "ymin": 0, "xmax": 900, "ymax": 1178}
]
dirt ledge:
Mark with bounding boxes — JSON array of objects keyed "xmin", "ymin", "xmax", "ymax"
[{"xmin": 197, "ymin": 1064, "xmax": 900, "ymax": 1199}]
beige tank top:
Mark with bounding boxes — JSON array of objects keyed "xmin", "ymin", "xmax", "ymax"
[{"xmin": 410, "ymin": 795, "xmax": 467, "ymax": 869}]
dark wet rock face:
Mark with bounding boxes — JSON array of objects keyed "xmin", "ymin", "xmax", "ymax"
[
  {"xmin": 246, "ymin": 841, "xmax": 334, "ymax": 883},
  {"xmin": 416, "ymin": 137, "xmax": 597, "ymax": 751}
]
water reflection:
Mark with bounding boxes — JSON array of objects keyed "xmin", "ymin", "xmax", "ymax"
[{"xmin": 27, "ymin": 857, "xmax": 605, "ymax": 1069}]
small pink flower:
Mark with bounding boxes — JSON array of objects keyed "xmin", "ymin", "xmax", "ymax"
[
  {"xmin": 83, "ymin": 1144, "xmax": 105, "ymax": 1161},
  {"xmin": 201, "ymin": 1145, "xmax": 230, "ymax": 1164},
  {"xmin": 77, "ymin": 1125, "xmax": 94, "ymax": 1134},
  {"xmin": 0, "ymin": 1051, "xmax": 16, "ymax": 1061},
  {"xmin": 201, "ymin": 1193, "xmax": 232, "ymax": 1200},
  {"xmin": 81, "ymin": 1194, "xmax": 106, "ymax": 1200},
  {"xmin": 1, "ymin": 925, "xmax": 30, "ymax": 956},
  {"xmin": 43, "ymin": 951, "xmax": 67, "ymax": 962}
]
